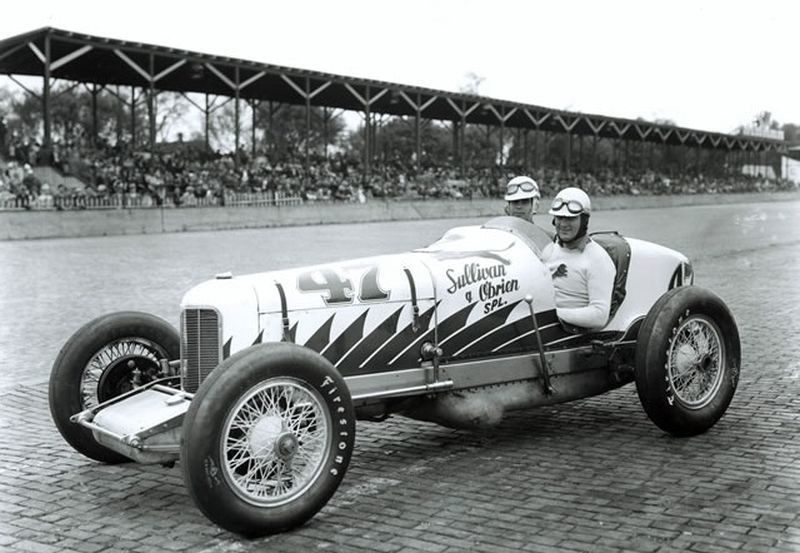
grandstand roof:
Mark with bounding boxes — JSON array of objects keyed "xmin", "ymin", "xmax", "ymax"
[{"xmin": 0, "ymin": 27, "xmax": 785, "ymax": 152}]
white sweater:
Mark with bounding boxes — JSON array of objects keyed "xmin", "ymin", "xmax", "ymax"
[{"xmin": 542, "ymin": 239, "xmax": 616, "ymax": 329}]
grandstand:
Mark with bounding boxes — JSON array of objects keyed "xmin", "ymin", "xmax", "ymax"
[{"xmin": 0, "ymin": 27, "xmax": 794, "ymax": 212}]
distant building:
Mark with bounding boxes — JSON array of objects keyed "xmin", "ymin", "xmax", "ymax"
[
  {"xmin": 737, "ymin": 124, "xmax": 784, "ymax": 141},
  {"xmin": 781, "ymin": 149, "xmax": 800, "ymax": 183}
]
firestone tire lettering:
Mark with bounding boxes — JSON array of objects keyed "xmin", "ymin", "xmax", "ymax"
[{"xmin": 181, "ymin": 342, "xmax": 356, "ymax": 537}]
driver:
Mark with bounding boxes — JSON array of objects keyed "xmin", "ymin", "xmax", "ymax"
[
  {"xmin": 504, "ymin": 176, "xmax": 540, "ymax": 222},
  {"xmin": 542, "ymin": 187, "xmax": 615, "ymax": 330}
]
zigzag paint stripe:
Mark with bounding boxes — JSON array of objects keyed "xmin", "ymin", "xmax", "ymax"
[
  {"xmin": 439, "ymin": 300, "xmax": 521, "ymax": 356},
  {"xmin": 321, "ymin": 310, "xmax": 369, "ymax": 365},
  {"xmin": 304, "ymin": 314, "xmax": 335, "ymax": 352},
  {"xmin": 453, "ymin": 320, "xmax": 560, "ymax": 357},
  {"xmin": 387, "ymin": 301, "xmax": 476, "ymax": 369},
  {"xmin": 494, "ymin": 323, "xmax": 623, "ymax": 353},
  {"xmin": 492, "ymin": 324, "xmax": 568, "ymax": 353},
  {"xmin": 335, "ymin": 305, "xmax": 405, "ymax": 371},
  {"xmin": 357, "ymin": 303, "xmax": 438, "ymax": 373},
  {"xmin": 457, "ymin": 309, "xmax": 563, "ymax": 356}
]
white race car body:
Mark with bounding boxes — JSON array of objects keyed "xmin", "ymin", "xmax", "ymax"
[{"xmin": 179, "ymin": 217, "xmax": 689, "ymax": 393}]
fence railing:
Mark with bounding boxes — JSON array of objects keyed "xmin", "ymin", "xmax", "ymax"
[{"xmin": 0, "ymin": 192, "xmax": 304, "ymax": 211}]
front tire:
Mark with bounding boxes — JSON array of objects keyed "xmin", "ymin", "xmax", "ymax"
[
  {"xmin": 49, "ymin": 311, "xmax": 180, "ymax": 463},
  {"xmin": 181, "ymin": 343, "xmax": 356, "ymax": 537},
  {"xmin": 635, "ymin": 286, "xmax": 740, "ymax": 436}
]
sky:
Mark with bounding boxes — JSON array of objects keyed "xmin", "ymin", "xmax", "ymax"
[{"xmin": 2, "ymin": 0, "xmax": 798, "ymax": 135}]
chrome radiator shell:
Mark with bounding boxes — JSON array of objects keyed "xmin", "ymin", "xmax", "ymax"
[{"xmin": 180, "ymin": 307, "xmax": 222, "ymax": 393}]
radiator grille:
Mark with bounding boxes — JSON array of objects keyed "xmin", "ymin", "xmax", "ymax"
[{"xmin": 181, "ymin": 308, "xmax": 221, "ymax": 393}]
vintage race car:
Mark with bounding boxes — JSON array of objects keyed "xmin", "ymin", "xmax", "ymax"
[{"xmin": 49, "ymin": 216, "xmax": 740, "ymax": 537}]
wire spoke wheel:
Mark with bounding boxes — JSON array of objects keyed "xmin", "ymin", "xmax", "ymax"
[
  {"xmin": 49, "ymin": 311, "xmax": 180, "ymax": 463},
  {"xmin": 667, "ymin": 315, "xmax": 724, "ymax": 408},
  {"xmin": 635, "ymin": 286, "xmax": 740, "ymax": 436},
  {"xmin": 222, "ymin": 378, "xmax": 331, "ymax": 506},
  {"xmin": 81, "ymin": 338, "xmax": 168, "ymax": 408},
  {"xmin": 182, "ymin": 343, "xmax": 355, "ymax": 536}
]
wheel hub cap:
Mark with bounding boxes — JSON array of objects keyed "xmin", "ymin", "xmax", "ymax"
[
  {"xmin": 248, "ymin": 415, "xmax": 283, "ymax": 456},
  {"xmin": 275, "ymin": 433, "xmax": 299, "ymax": 460},
  {"xmin": 222, "ymin": 378, "xmax": 332, "ymax": 507}
]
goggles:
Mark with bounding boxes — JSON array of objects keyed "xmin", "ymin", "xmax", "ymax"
[
  {"xmin": 550, "ymin": 198, "xmax": 585, "ymax": 214},
  {"xmin": 506, "ymin": 181, "xmax": 539, "ymax": 195}
]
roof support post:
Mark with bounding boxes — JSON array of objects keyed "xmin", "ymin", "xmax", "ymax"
[
  {"xmin": 696, "ymin": 144, "xmax": 702, "ymax": 173},
  {"xmin": 680, "ymin": 143, "xmax": 686, "ymax": 173},
  {"xmin": 280, "ymin": 74, "xmax": 334, "ymax": 179},
  {"xmin": 486, "ymin": 104, "xmax": 516, "ymax": 169},
  {"xmin": 364, "ymin": 86, "xmax": 372, "ymax": 181},
  {"xmin": 115, "ymin": 86, "xmax": 122, "ymax": 145},
  {"xmin": 459, "ymin": 109, "xmax": 467, "ymax": 176},
  {"xmin": 730, "ymin": 148, "xmax": 735, "ymax": 176},
  {"xmin": 41, "ymin": 30, "xmax": 52, "ymax": 163},
  {"xmin": 90, "ymin": 83, "xmax": 99, "ymax": 148},
  {"xmin": 415, "ymin": 94, "xmax": 421, "ymax": 174},
  {"xmin": 130, "ymin": 86, "xmax": 136, "ymax": 147},
  {"xmin": 499, "ymin": 108, "xmax": 505, "ymax": 168},
  {"xmin": 305, "ymin": 77, "xmax": 311, "ymax": 186},
  {"xmin": 204, "ymin": 94, "xmax": 210, "ymax": 151},
  {"xmin": 451, "ymin": 119, "xmax": 459, "ymax": 172},
  {"xmin": 566, "ymin": 132, "xmax": 572, "ymax": 173},
  {"xmin": 611, "ymin": 136, "xmax": 618, "ymax": 170},
  {"xmin": 522, "ymin": 128, "xmax": 528, "ymax": 169},
  {"xmin": 370, "ymin": 113, "xmax": 378, "ymax": 166},
  {"xmin": 323, "ymin": 107, "xmax": 329, "ymax": 159},
  {"xmin": 740, "ymin": 149, "xmax": 746, "ymax": 176},
  {"xmin": 626, "ymin": 138, "xmax": 632, "ymax": 171},
  {"xmin": 341, "ymin": 84, "xmax": 387, "ymax": 181},
  {"xmin": 249, "ymin": 99, "xmax": 258, "ymax": 157},
  {"xmin": 267, "ymin": 101, "xmax": 274, "ymax": 157},
  {"xmin": 148, "ymin": 53, "xmax": 156, "ymax": 154},
  {"xmin": 400, "ymin": 91, "xmax": 437, "ymax": 175},
  {"xmin": 445, "ymin": 98, "xmax": 476, "ymax": 178},
  {"xmin": 234, "ymin": 66, "xmax": 240, "ymax": 171}
]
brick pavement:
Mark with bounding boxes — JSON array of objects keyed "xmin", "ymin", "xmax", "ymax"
[{"xmin": 1, "ymin": 243, "xmax": 798, "ymax": 552}]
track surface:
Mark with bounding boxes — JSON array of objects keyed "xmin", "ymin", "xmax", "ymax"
[{"xmin": 0, "ymin": 201, "xmax": 798, "ymax": 552}]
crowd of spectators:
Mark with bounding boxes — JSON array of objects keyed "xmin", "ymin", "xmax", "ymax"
[{"xmin": 1, "ymin": 136, "xmax": 797, "ymax": 211}]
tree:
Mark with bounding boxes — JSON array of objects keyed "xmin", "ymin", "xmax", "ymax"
[
  {"xmin": 459, "ymin": 73, "xmax": 485, "ymax": 95},
  {"xmin": 0, "ymin": 80, "xmax": 218, "ymax": 148},
  {"xmin": 247, "ymin": 102, "xmax": 346, "ymax": 159},
  {"xmin": 753, "ymin": 110, "xmax": 781, "ymax": 130}
]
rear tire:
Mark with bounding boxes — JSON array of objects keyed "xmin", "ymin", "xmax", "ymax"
[
  {"xmin": 49, "ymin": 312, "xmax": 179, "ymax": 463},
  {"xmin": 181, "ymin": 343, "xmax": 355, "ymax": 537},
  {"xmin": 635, "ymin": 286, "xmax": 740, "ymax": 436}
]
